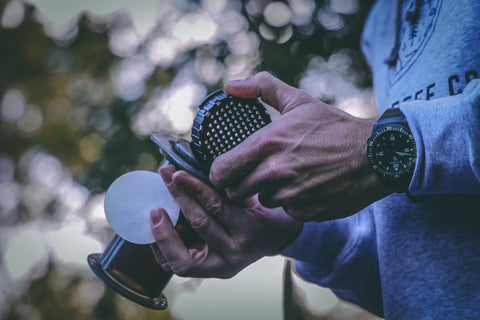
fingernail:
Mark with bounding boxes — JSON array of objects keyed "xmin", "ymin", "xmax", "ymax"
[{"xmin": 150, "ymin": 208, "xmax": 163, "ymax": 226}]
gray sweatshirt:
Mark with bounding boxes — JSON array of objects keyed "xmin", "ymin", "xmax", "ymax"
[{"xmin": 282, "ymin": 0, "xmax": 480, "ymax": 318}]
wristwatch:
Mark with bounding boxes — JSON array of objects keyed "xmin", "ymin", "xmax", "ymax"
[{"xmin": 366, "ymin": 108, "xmax": 417, "ymax": 193}]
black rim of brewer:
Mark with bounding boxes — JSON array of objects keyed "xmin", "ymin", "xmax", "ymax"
[{"xmin": 87, "ymin": 253, "xmax": 169, "ymax": 310}]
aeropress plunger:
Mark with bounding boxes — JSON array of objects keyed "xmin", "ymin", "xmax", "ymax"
[{"xmin": 87, "ymin": 90, "xmax": 271, "ymax": 309}]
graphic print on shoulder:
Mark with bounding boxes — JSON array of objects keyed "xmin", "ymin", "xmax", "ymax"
[{"xmin": 389, "ymin": 0, "xmax": 443, "ymax": 85}]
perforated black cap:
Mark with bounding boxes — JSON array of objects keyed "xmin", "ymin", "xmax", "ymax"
[{"xmin": 190, "ymin": 90, "xmax": 271, "ymax": 167}]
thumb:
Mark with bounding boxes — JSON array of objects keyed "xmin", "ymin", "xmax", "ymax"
[{"xmin": 224, "ymin": 71, "xmax": 312, "ymax": 114}]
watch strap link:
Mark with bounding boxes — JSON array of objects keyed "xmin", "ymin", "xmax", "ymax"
[{"xmin": 373, "ymin": 108, "xmax": 409, "ymax": 130}]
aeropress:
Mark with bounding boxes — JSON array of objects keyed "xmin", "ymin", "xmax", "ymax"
[{"xmin": 87, "ymin": 90, "xmax": 271, "ymax": 310}]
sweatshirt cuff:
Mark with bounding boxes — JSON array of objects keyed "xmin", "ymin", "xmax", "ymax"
[{"xmin": 399, "ymin": 79, "xmax": 480, "ymax": 196}]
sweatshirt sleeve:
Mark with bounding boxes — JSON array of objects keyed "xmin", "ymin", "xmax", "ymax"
[
  {"xmin": 400, "ymin": 79, "xmax": 480, "ymax": 196},
  {"xmin": 280, "ymin": 207, "xmax": 383, "ymax": 317}
]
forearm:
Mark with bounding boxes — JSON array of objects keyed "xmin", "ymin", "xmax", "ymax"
[{"xmin": 280, "ymin": 207, "xmax": 383, "ymax": 316}]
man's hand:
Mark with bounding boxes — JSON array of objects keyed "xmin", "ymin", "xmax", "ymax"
[
  {"xmin": 209, "ymin": 72, "xmax": 392, "ymax": 222},
  {"xmin": 150, "ymin": 165, "xmax": 302, "ymax": 279}
]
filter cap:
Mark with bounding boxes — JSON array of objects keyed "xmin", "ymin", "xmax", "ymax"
[{"xmin": 104, "ymin": 170, "xmax": 180, "ymax": 244}]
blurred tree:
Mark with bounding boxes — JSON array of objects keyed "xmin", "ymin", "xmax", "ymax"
[
  {"xmin": 243, "ymin": 0, "xmax": 373, "ymax": 88},
  {"xmin": 0, "ymin": 0, "xmax": 378, "ymax": 319}
]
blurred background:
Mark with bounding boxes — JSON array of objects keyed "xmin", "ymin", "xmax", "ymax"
[{"xmin": 0, "ymin": 0, "xmax": 382, "ymax": 319}]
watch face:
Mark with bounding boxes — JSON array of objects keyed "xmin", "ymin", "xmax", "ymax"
[{"xmin": 367, "ymin": 124, "xmax": 416, "ymax": 181}]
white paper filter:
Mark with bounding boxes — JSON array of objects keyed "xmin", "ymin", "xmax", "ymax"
[{"xmin": 104, "ymin": 170, "xmax": 180, "ymax": 244}]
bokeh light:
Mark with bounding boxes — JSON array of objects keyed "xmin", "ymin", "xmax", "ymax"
[
  {"xmin": 1, "ymin": 0, "xmax": 24, "ymax": 28},
  {"xmin": 264, "ymin": 2, "xmax": 292, "ymax": 27},
  {"xmin": 0, "ymin": 0, "xmax": 379, "ymax": 319}
]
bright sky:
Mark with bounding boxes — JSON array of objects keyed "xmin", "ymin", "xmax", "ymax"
[{"xmin": 25, "ymin": 0, "xmax": 158, "ymax": 36}]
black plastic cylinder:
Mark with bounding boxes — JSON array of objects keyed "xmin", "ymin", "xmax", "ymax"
[{"xmin": 88, "ymin": 233, "xmax": 171, "ymax": 310}]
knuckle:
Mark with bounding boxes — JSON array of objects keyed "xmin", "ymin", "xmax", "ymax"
[
  {"xmin": 204, "ymin": 198, "xmax": 224, "ymax": 218},
  {"xmin": 256, "ymin": 134, "xmax": 280, "ymax": 155},
  {"xmin": 151, "ymin": 226, "xmax": 170, "ymax": 243},
  {"xmin": 189, "ymin": 214, "xmax": 209, "ymax": 235},
  {"xmin": 264, "ymin": 159, "xmax": 284, "ymax": 180},
  {"xmin": 256, "ymin": 71, "xmax": 273, "ymax": 82},
  {"xmin": 170, "ymin": 262, "xmax": 190, "ymax": 276},
  {"xmin": 295, "ymin": 90, "xmax": 315, "ymax": 105},
  {"xmin": 153, "ymin": 232, "xmax": 168, "ymax": 244},
  {"xmin": 282, "ymin": 89, "xmax": 315, "ymax": 114}
]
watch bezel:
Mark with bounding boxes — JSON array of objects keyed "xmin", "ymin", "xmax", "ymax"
[{"xmin": 367, "ymin": 123, "xmax": 417, "ymax": 185}]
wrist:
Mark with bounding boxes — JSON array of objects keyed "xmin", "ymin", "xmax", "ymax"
[
  {"xmin": 275, "ymin": 220, "xmax": 304, "ymax": 257},
  {"xmin": 361, "ymin": 116, "xmax": 396, "ymax": 201},
  {"xmin": 366, "ymin": 108, "xmax": 419, "ymax": 199}
]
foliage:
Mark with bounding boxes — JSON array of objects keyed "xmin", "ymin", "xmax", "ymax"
[{"xmin": 0, "ymin": 0, "xmax": 376, "ymax": 319}]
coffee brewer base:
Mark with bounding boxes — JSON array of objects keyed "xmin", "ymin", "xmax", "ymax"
[
  {"xmin": 87, "ymin": 233, "xmax": 172, "ymax": 310},
  {"xmin": 88, "ymin": 253, "xmax": 169, "ymax": 310}
]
